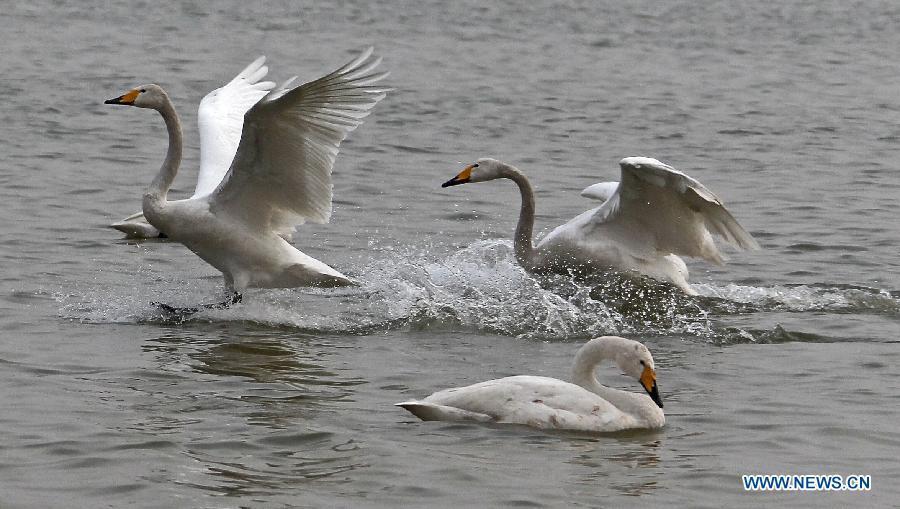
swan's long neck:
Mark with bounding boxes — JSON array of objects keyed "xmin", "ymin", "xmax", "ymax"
[
  {"xmin": 571, "ymin": 338, "xmax": 663, "ymax": 425},
  {"xmin": 499, "ymin": 165, "xmax": 537, "ymax": 268},
  {"xmin": 143, "ymin": 96, "xmax": 182, "ymax": 216},
  {"xmin": 571, "ymin": 338, "xmax": 625, "ymax": 399}
]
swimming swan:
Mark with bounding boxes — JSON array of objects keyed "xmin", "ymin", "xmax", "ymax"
[
  {"xmin": 110, "ymin": 56, "xmax": 276, "ymax": 238},
  {"xmin": 105, "ymin": 48, "xmax": 389, "ymax": 305},
  {"xmin": 442, "ymin": 157, "xmax": 759, "ymax": 294},
  {"xmin": 396, "ymin": 336, "xmax": 665, "ymax": 432}
]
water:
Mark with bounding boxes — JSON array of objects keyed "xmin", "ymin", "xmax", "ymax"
[{"xmin": 2, "ymin": 1, "xmax": 899, "ymax": 507}]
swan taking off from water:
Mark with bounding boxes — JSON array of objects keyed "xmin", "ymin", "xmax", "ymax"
[
  {"xmin": 396, "ymin": 336, "xmax": 665, "ymax": 432},
  {"xmin": 442, "ymin": 157, "xmax": 759, "ymax": 294},
  {"xmin": 110, "ymin": 56, "xmax": 276, "ymax": 238},
  {"xmin": 105, "ymin": 48, "xmax": 389, "ymax": 305}
]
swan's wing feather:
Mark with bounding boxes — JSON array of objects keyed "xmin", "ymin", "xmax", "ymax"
[
  {"xmin": 587, "ymin": 157, "xmax": 758, "ymax": 262},
  {"xmin": 590, "ymin": 190, "xmax": 621, "ymax": 224},
  {"xmin": 209, "ymin": 48, "xmax": 389, "ymax": 234},
  {"xmin": 195, "ymin": 56, "xmax": 276, "ymax": 198},
  {"xmin": 682, "ymin": 185, "xmax": 760, "ymax": 250},
  {"xmin": 580, "ymin": 181, "xmax": 619, "ymax": 203}
]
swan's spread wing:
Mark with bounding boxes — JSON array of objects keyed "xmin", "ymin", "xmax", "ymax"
[
  {"xmin": 580, "ymin": 181, "xmax": 619, "ymax": 203},
  {"xmin": 588, "ymin": 157, "xmax": 759, "ymax": 263},
  {"xmin": 209, "ymin": 48, "xmax": 388, "ymax": 235},
  {"xmin": 195, "ymin": 57, "xmax": 276, "ymax": 198}
]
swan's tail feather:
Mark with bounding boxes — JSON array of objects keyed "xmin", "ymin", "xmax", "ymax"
[
  {"xmin": 283, "ymin": 263, "xmax": 355, "ymax": 288},
  {"xmin": 395, "ymin": 401, "xmax": 494, "ymax": 422},
  {"xmin": 110, "ymin": 212, "xmax": 161, "ymax": 238}
]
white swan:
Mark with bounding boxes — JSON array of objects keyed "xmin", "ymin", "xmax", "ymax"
[
  {"xmin": 442, "ymin": 157, "xmax": 759, "ymax": 294},
  {"xmin": 105, "ymin": 48, "xmax": 389, "ymax": 305},
  {"xmin": 396, "ymin": 336, "xmax": 665, "ymax": 432},
  {"xmin": 111, "ymin": 56, "xmax": 276, "ymax": 238}
]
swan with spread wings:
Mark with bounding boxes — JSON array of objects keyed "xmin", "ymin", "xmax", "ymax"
[
  {"xmin": 105, "ymin": 48, "xmax": 389, "ymax": 307},
  {"xmin": 442, "ymin": 157, "xmax": 758, "ymax": 294}
]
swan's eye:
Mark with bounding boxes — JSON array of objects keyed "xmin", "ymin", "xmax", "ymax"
[
  {"xmin": 472, "ymin": 163, "xmax": 479, "ymax": 168},
  {"xmin": 639, "ymin": 360, "xmax": 645, "ymax": 366},
  {"xmin": 140, "ymin": 88, "xmax": 146, "ymax": 93}
]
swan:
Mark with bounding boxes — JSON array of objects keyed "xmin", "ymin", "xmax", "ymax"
[
  {"xmin": 442, "ymin": 157, "xmax": 759, "ymax": 294},
  {"xmin": 104, "ymin": 48, "xmax": 389, "ymax": 307},
  {"xmin": 396, "ymin": 336, "xmax": 665, "ymax": 432},
  {"xmin": 110, "ymin": 56, "xmax": 276, "ymax": 238}
]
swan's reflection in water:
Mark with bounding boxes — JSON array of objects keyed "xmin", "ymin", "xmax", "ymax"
[
  {"xmin": 536, "ymin": 431, "xmax": 665, "ymax": 497},
  {"xmin": 136, "ymin": 329, "xmax": 370, "ymax": 494}
]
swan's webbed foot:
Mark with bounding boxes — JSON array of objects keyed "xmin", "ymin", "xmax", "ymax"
[
  {"xmin": 204, "ymin": 292, "xmax": 242, "ymax": 309},
  {"xmin": 153, "ymin": 292, "xmax": 242, "ymax": 318},
  {"xmin": 153, "ymin": 301, "xmax": 201, "ymax": 318}
]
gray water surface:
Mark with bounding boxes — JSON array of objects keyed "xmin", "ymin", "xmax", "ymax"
[{"xmin": 2, "ymin": 1, "xmax": 899, "ymax": 507}]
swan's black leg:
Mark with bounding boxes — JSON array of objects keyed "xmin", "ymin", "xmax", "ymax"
[
  {"xmin": 153, "ymin": 301, "xmax": 200, "ymax": 317},
  {"xmin": 153, "ymin": 292, "xmax": 241, "ymax": 317},
  {"xmin": 202, "ymin": 292, "xmax": 242, "ymax": 310}
]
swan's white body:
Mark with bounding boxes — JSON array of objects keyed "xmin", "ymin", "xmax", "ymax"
[
  {"xmin": 106, "ymin": 48, "xmax": 388, "ymax": 295},
  {"xmin": 443, "ymin": 157, "xmax": 759, "ymax": 294},
  {"xmin": 397, "ymin": 336, "xmax": 665, "ymax": 432},
  {"xmin": 111, "ymin": 57, "xmax": 276, "ymax": 238}
]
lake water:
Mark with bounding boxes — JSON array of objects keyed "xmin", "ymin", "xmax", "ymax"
[{"xmin": 2, "ymin": 1, "xmax": 899, "ymax": 507}]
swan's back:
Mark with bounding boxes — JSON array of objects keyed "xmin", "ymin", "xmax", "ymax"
[{"xmin": 400, "ymin": 375, "xmax": 641, "ymax": 432}]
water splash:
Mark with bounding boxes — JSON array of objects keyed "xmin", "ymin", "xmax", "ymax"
[
  {"xmin": 56, "ymin": 240, "xmax": 705, "ymax": 339},
  {"xmin": 57, "ymin": 240, "xmax": 899, "ymax": 342},
  {"xmin": 354, "ymin": 239, "xmax": 697, "ymax": 339}
]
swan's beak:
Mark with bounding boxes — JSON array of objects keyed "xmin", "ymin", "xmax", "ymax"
[
  {"xmin": 105, "ymin": 89, "xmax": 139, "ymax": 105},
  {"xmin": 442, "ymin": 164, "xmax": 475, "ymax": 188},
  {"xmin": 640, "ymin": 366, "xmax": 663, "ymax": 408}
]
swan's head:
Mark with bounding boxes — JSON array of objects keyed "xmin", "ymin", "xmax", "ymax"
[
  {"xmin": 105, "ymin": 84, "xmax": 168, "ymax": 109},
  {"xmin": 616, "ymin": 340, "xmax": 663, "ymax": 409},
  {"xmin": 442, "ymin": 158, "xmax": 508, "ymax": 187}
]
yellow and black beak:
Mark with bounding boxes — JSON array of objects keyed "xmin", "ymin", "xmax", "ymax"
[
  {"xmin": 441, "ymin": 164, "xmax": 475, "ymax": 188},
  {"xmin": 104, "ymin": 89, "xmax": 140, "ymax": 106},
  {"xmin": 640, "ymin": 365, "xmax": 663, "ymax": 408}
]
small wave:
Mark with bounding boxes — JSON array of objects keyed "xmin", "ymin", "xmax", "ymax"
[
  {"xmin": 693, "ymin": 282, "xmax": 900, "ymax": 315},
  {"xmin": 713, "ymin": 325, "xmax": 840, "ymax": 345}
]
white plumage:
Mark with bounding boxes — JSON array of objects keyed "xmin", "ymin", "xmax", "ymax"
[
  {"xmin": 397, "ymin": 336, "xmax": 665, "ymax": 433},
  {"xmin": 105, "ymin": 48, "xmax": 389, "ymax": 300}
]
